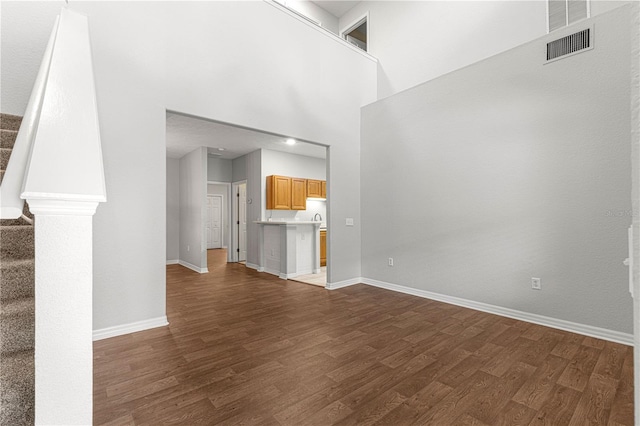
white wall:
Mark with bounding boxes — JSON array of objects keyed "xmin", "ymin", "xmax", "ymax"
[
  {"xmin": 340, "ymin": 1, "xmax": 633, "ymax": 100},
  {"xmin": 361, "ymin": 6, "xmax": 633, "ymax": 334},
  {"xmin": 179, "ymin": 147, "xmax": 207, "ymax": 271},
  {"xmin": 166, "ymin": 158, "xmax": 180, "ymax": 262},
  {"xmin": 207, "ymin": 183, "xmax": 230, "ymax": 249},
  {"xmin": 339, "ymin": 1, "xmax": 546, "ymax": 99},
  {"xmin": 207, "ymin": 156, "xmax": 232, "ymax": 182},
  {"xmin": 1, "ymin": 1, "xmax": 375, "ymax": 330},
  {"xmin": 283, "ymin": 0, "xmax": 339, "ymax": 34}
]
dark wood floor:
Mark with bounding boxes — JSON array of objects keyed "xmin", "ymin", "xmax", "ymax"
[{"xmin": 94, "ymin": 249, "xmax": 634, "ymax": 425}]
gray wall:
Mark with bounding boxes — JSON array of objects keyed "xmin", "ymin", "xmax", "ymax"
[
  {"xmin": 207, "ymin": 157, "xmax": 232, "ymax": 182},
  {"xmin": 232, "ymin": 155, "xmax": 248, "ymax": 183},
  {"xmin": 166, "ymin": 158, "xmax": 180, "ymax": 262},
  {"xmin": 361, "ymin": 7, "xmax": 633, "ymax": 333},
  {"xmin": 246, "ymin": 150, "xmax": 262, "ymax": 267},
  {"xmin": 179, "ymin": 147, "xmax": 207, "ymax": 270}
]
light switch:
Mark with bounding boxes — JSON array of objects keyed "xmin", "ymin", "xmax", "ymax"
[{"xmin": 346, "ymin": 218, "xmax": 354, "ymax": 226}]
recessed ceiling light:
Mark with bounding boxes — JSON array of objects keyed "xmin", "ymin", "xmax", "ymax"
[
  {"xmin": 285, "ymin": 138, "xmax": 297, "ymax": 146},
  {"xmin": 218, "ymin": 148, "xmax": 225, "ymax": 151}
]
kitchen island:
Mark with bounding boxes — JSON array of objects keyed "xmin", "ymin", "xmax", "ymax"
[{"xmin": 255, "ymin": 221, "xmax": 324, "ymax": 279}]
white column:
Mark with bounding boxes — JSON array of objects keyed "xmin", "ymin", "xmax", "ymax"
[
  {"xmin": 313, "ymin": 224, "xmax": 321, "ymax": 274},
  {"xmin": 29, "ymin": 200, "xmax": 98, "ymax": 426}
]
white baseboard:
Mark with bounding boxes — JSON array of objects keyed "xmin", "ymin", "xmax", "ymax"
[
  {"xmin": 166, "ymin": 259, "xmax": 179, "ymax": 265},
  {"xmin": 361, "ymin": 278, "xmax": 633, "ymax": 346},
  {"xmin": 93, "ymin": 316, "xmax": 169, "ymax": 341},
  {"xmin": 246, "ymin": 262, "xmax": 260, "ymax": 271},
  {"xmin": 178, "ymin": 260, "xmax": 208, "ymax": 274},
  {"xmin": 280, "ymin": 269, "xmax": 314, "ymax": 280},
  {"xmin": 326, "ymin": 277, "xmax": 363, "ymax": 290}
]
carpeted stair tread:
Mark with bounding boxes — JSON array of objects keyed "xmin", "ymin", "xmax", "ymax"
[
  {"xmin": 0, "ymin": 114, "xmax": 23, "ymax": 132},
  {"xmin": 0, "ymin": 350, "xmax": 34, "ymax": 425},
  {"xmin": 0, "ymin": 147, "xmax": 10, "ymax": 170},
  {"xmin": 0, "ymin": 259, "xmax": 34, "ymax": 301},
  {"xmin": 0, "ymin": 225, "xmax": 34, "ymax": 261},
  {"xmin": 0, "ymin": 112, "xmax": 32, "ymax": 425},
  {"xmin": 0, "ymin": 130, "xmax": 17, "ymax": 149},
  {"xmin": 0, "ymin": 218, "xmax": 30, "ymax": 227},
  {"xmin": 0, "ymin": 297, "xmax": 34, "ymax": 317},
  {"xmin": 0, "ymin": 297, "xmax": 34, "ymax": 354}
]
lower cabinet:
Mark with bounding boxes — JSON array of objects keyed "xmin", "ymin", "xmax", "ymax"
[{"xmin": 320, "ymin": 230, "xmax": 327, "ymax": 267}]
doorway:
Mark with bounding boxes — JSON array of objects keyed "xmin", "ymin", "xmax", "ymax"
[
  {"xmin": 206, "ymin": 195, "xmax": 223, "ymax": 249},
  {"xmin": 232, "ymin": 181, "xmax": 247, "ymax": 263},
  {"xmin": 341, "ymin": 13, "xmax": 368, "ymax": 52}
]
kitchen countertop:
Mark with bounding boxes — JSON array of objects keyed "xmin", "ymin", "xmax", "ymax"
[{"xmin": 255, "ymin": 221, "xmax": 325, "ymax": 227}]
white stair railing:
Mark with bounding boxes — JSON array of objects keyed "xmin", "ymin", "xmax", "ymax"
[
  {"xmin": 0, "ymin": 15, "xmax": 59, "ymax": 219},
  {"xmin": 2, "ymin": 7, "xmax": 106, "ymax": 425}
]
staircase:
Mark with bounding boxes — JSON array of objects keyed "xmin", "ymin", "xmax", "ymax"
[{"xmin": 0, "ymin": 113, "xmax": 35, "ymax": 425}]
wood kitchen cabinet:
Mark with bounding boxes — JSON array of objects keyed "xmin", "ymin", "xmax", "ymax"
[
  {"xmin": 291, "ymin": 178, "xmax": 307, "ymax": 210},
  {"xmin": 266, "ymin": 175, "xmax": 307, "ymax": 210},
  {"xmin": 307, "ymin": 180, "xmax": 323, "ymax": 198},
  {"xmin": 320, "ymin": 230, "xmax": 327, "ymax": 267},
  {"xmin": 307, "ymin": 179, "xmax": 327, "ymax": 199},
  {"xmin": 266, "ymin": 175, "xmax": 291, "ymax": 210}
]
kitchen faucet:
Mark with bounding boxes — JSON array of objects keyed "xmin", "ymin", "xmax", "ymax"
[{"xmin": 313, "ymin": 213, "xmax": 322, "ymax": 222}]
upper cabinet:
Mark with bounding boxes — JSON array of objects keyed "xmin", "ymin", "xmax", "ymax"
[
  {"xmin": 291, "ymin": 178, "xmax": 307, "ymax": 210},
  {"xmin": 307, "ymin": 179, "xmax": 327, "ymax": 199},
  {"xmin": 266, "ymin": 175, "xmax": 292, "ymax": 210},
  {"xmin": 267, "ymin": 175, "xmax": 325, "ymax": 210},
  {"xmin": 307, "ymin": 179, "xmax": 323, "ymax": 198}
]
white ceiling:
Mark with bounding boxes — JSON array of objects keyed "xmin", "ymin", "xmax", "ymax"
[
  {"xmin": 310, "ymin": 1, "xmax": 361, "ymax": 18},
  {"xmin": 166, "ymin": 112, "xmax": 326, "ymax": 160}
]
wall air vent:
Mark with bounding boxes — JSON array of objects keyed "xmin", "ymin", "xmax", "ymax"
[{"xmin": 546, "ymin": 27, "xmax": 592, "ymax": 62}]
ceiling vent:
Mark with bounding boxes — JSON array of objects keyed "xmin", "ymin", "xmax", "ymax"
[{"xmin": 546, "ymin": 27, "xmax": 592, "ymax": 63}]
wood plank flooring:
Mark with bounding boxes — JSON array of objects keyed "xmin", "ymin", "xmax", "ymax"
[{"xmin": 93, "ymin": 249, "xmax": 634, "ymax": 425}]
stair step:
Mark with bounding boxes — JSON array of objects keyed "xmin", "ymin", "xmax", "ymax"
[
  {"xmin": 0, "ymin": 114, "xmax": 23, "ymax": 132},
  {"xmin": 0, "ymin": 298, "xmax": 34, "ymax": 354},
  {"xmin": 0, "ymin": 130, "xmax": 17, "ymax": 149},
  {"xmin": 0, "ymin": 218, "xmax": 30, "ymax": 227},
  {"xmin": 0, "ymin": 225, "xmax": 34, "ymax": 261},
  {"xmin": 0, "ymin": 147, "xmax": 10, "ymax": 170},
  {"xmin": 0, "ymin": 259, "xmax": 34, "ymax": 301},
  {"xmin": 0, "ymin": 350, "xmax": 34, "ymax": 425}
]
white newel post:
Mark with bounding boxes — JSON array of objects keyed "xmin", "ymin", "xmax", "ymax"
[
  {"xmin": 15, "ymin": 7, "xmax": 106, "ymax": 425},
  {"xmin": 28, "ymin": 200, "xmax": 99, "ymax": 425}
]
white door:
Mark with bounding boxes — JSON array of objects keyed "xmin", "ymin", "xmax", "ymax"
[
  {"xmin": 207, "ymin": 195, "xmax": 222, "ymax": 249},
  {"xmin": 239, "ymin": 183, "xmax": 247, "ymax": 262}
]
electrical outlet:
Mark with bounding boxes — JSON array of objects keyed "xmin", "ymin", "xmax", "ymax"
[
  {"xmin": 187, "ymin": 245, "xmax": 190, "ymax": 252},
  {"xmin": 531, "ymin": 277, "xmax": 541, "ymax": 290},
  {"xmin": 388, "ymin": 257, "xmax": 394, "ymax": 267}
]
